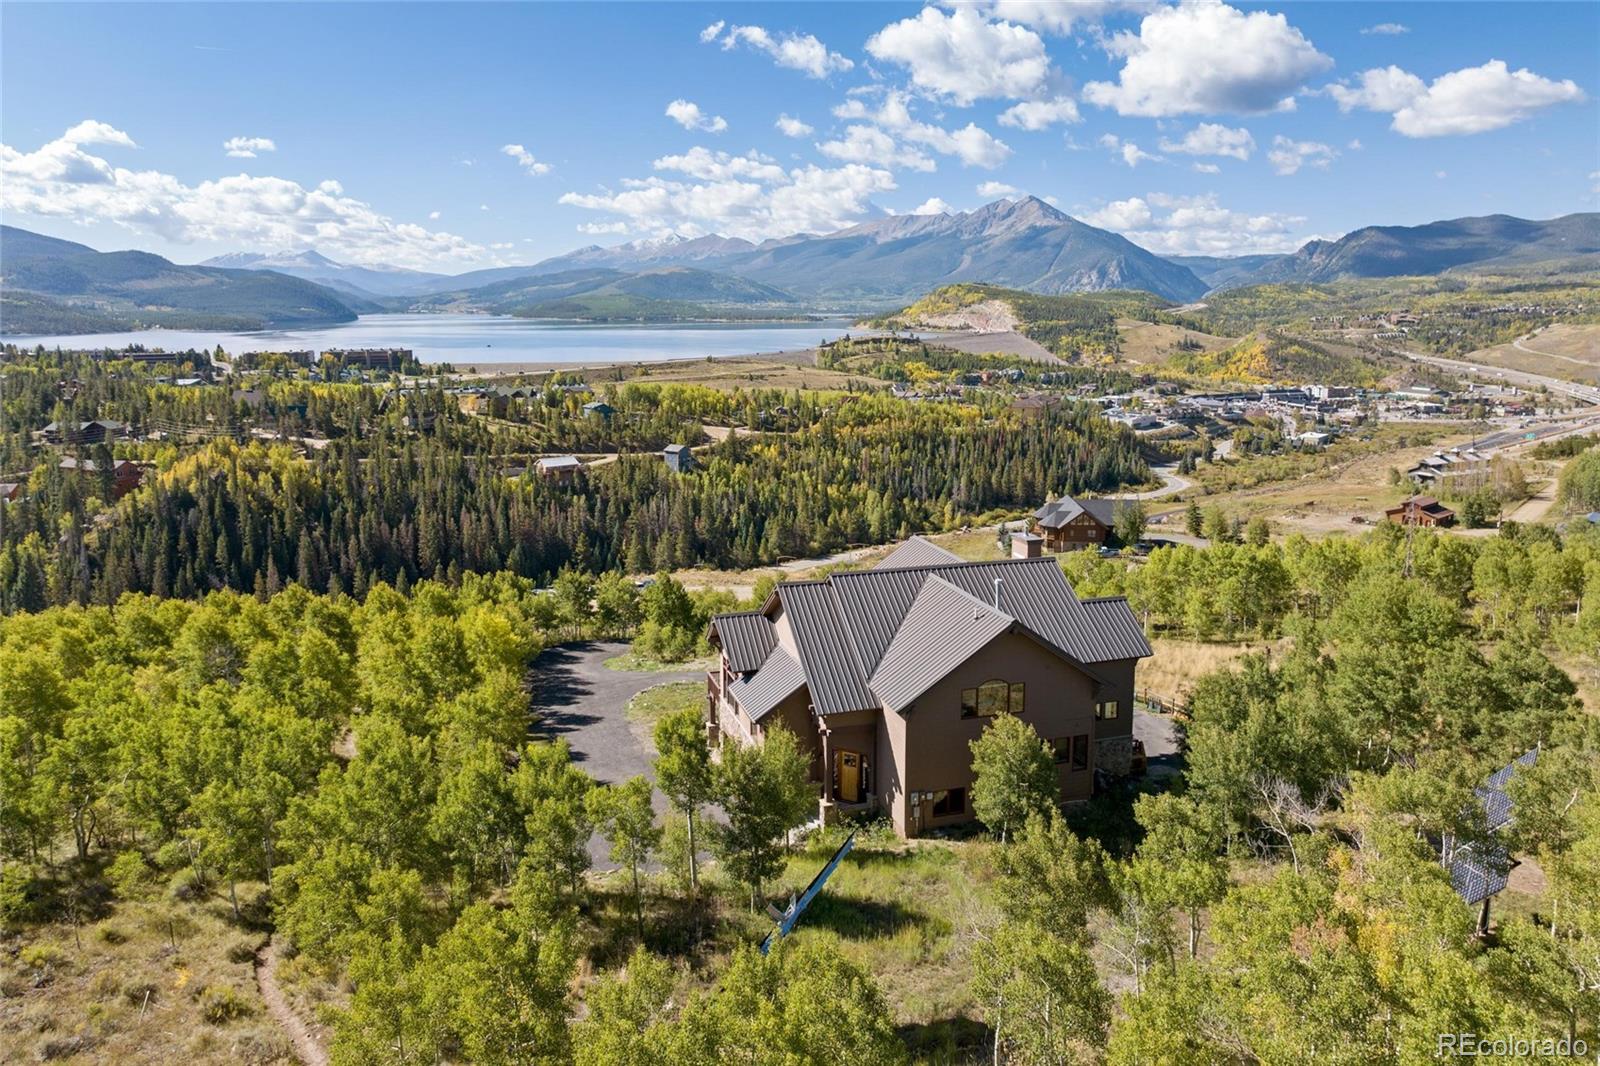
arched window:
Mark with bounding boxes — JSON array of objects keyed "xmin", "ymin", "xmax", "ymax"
[{"xmin": 961, "ymin": 679, "xmax": 1025, "ymax": 718}]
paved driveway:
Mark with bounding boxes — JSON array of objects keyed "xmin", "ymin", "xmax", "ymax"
[{"xmin": 529, "ymin": 641, "xmax": 705, "ymax": 864}]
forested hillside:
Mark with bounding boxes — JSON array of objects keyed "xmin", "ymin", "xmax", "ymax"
[
  {"xmin": 0, "ymin": 354, "xmax": 1146, "ymax": 612},
  {"xmin": 4, "ymin": 523, "xmax": 1598, "ymax": 1063}
]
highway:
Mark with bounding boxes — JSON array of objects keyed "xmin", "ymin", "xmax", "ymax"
[{"xmin": 1399, "ymin": 348, "xmax": 1600, "ymax": 406}]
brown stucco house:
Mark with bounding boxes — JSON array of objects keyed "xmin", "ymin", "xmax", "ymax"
[
  {"xmin": 706, "ymin": 537, "xmax": 1152, "ymax": 838},
  {"xmin": 1385, "ymin": 496, "xmax": 1456, "ymax": 527},
  {"xmin": 1033, "ymin": 496, "xmax": 1119, "ymax": 552}
]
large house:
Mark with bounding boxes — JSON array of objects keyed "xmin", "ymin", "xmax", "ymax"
[
  {"xmin": 1033, "ymin": 496, "xmax": 1120, "ymax": 552},
  {"xmin": 706, "ymin": 538, "xmax": 1152, "ymax": 837},
  {"xmin": 1385, "ymin": 496, "xmax": 1456, "ymax": 527}
]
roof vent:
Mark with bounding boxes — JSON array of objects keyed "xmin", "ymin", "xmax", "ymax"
[{"xmin": 992, "ymin": 577, "xmax": 1003, "ymax": 611}]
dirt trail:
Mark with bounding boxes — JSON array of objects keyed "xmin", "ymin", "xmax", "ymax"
[{"xmin": 256, "ymin": 938, "xmax": 329, "ymax": 1066}]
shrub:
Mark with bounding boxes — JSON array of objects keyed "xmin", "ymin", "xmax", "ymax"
[
  {"xmin": 0, "ymin": 863, "xmax": 41, "ymax": 927},
  {"xmin": 108, "ymin": 849, "xmax": 157, "ymax": 899},
  {"xmin": 226, "ymin": 939, "xmax": 260, "ymax": 964},
  {"xmin": 123, "ymin": 981, "xmax": 158, "ymax": 1007},
  {"xmin": 198, "ymin": 984, "xmax": 253, "ymax": 1024},
  {"xmin": 153, "ymin": 840, "xmax": 191, "ymax": 871},
  {"xmin": 20, "ymin": 944, "xmax": 67, "ymax": 971},
  {"xmin": 96, "ymin": 924, "xmax": 129, "ymax": 945},
  {"xmin": 168, "ymin": 867, "xmax": 211, "ymax": 902}
]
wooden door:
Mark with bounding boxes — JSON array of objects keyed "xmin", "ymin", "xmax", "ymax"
[{"xmin": 836, "ymin": 751, "xmax": 861, "ymax": 803}]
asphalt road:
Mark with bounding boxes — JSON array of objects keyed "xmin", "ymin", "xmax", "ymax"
[{"xmin": 1400, "ymin": 348, "xmax": 1600, "ymax": 406}]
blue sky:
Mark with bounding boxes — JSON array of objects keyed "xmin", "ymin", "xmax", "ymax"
[{"xmin": 3, "ymin": 2, "xmax": 1596, "ymax": 271}]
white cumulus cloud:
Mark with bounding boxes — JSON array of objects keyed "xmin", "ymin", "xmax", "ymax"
[
  {"xmin": 709, "ymin": 23, "xmax": 853, "ymax": 78},
  {"xmin": 223, "ymin": 136, "xmax": 275, "ymax": 159},
  {"xmin": 0, "ymin": 120, "xmax": 485, "ymax": 268},
  {"xmin": 559, "ymin": 162, "xmax": 898, "ymax": 241},
  {"xmin": 775, "ymin": 114, "xmax": 814, "ymax": 138},
  {"xmin": 665, "ymin": 99, "xmax": 728, "ymax": 133},
  {"xmin": 954, "ymin": 1, "xmax": 1152, "ymax": 35},
  {"xmin": 817, "ymin": 126, "xmax": 936, "ymax": 173},
  {"xmin": 1158, "ymin": 123, "xmax": 1256, "ymax": 160},
  {"xmin": 1361, "ymin": 22, "xmax": 1409, "ymax": 35},
  {"xmin": 1083, "ymin": 190, "xmax": 1314, "ymax": 255},
  {"xmin": 998, "ymin": 97, "xmax": 1081, "ymax": 130},
  {"xmin": 1327, "ymin": 59, "xmax": 1585, "ymax": 137},
  {"xmin": 1083, "ymin": 3, "xmax": 1331, "ymax": 116},
  {"xmin": 977, "ymin": 180, "xmax": 1020, "ymax": 198},
  {"xmin": 1192, "ymin": 163, "xmax": 1221, "ymax": 174},
  {"xmin": 653, "ymin": 147, "xmax": 788, "ymax": 183},
  {"xmin": 1267, "ymin": 135, "xmax": 1337, "ymax": 175},
  {"xmin": 501, "ymin": 144, "xmax": 552, "ymax": 175},
  {"xmin": 866, "ymin": 7, "xmax": 1050, "ymax": 105},
  {"xmin": 833, "ymin": 92, "xmax": 1011, "ymax": 168},
  {"xmin": 909, "ymin": 197, "xmax": 953, "ymax": 215},
  {"xmin": 1098, "ymin": 133, "xmax": 1162, "ymax": 167}
]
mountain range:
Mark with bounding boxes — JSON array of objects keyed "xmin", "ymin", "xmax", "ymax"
[
  {"xmin": 0, "ymin": 226, "xmax": 372, "ymax": 336},
  {"xmin": 4, "ymin": 201, "xmax": 1597, "ymax": 336}
]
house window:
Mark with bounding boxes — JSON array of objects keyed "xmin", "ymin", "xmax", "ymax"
[
  {"xmin": 962, "ymin": 680, "xmax": 1025, "ymax": 718},
  {"xmin": 1095, "ymin": 700, "xmax": 1119, "ymax": 720},
  {"xmin": 1051, "ymin": 736, "xmax": 1073, "ymax": 763},
  {"xmin": 1071, "ymin": 734, "xmax": 1089, "ymax": 771},
  {"xmin": 931, "ymin": 787, "xmax": 966, "ymax": 817}
]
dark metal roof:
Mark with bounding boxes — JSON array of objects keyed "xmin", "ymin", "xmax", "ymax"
[
  {"xmin": 710, "ymin": 610, "xmax": 777, "ymax": 673},
  {"xmin": 775, "ymin": 582, "xmax": 875, "ymax": 716},
  {"xmin": 727, "ymin": 647, "xmax": 807, "ymax": 723},
  {"xmin": 869, "ymin": 578, "xmax": 1013, "ymax": 713},
  {"xmin": 874, "ymin": 536, "xmax": 964, "ymax": 570},
  {"xmin": 1034, "ymin": 496, "xmax": 1119, "ymax": 530},
  {"xmin": 1078, "ymin": 597, "xmax": 1156, "ymax": 662},
  {"xmin": 830, "ymin": 557, "xmax": 1143, "ymax": 677},
  {"xmin": 713, "ymin": 555, "xmax": 1150, "ymax": 721}
]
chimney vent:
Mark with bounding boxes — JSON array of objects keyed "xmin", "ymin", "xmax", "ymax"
[{"xmin": 992, "ymin": 577, "xmax": 1003, "ymax": 610}]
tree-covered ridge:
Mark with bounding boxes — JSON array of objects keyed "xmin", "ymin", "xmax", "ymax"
[
  {"xmin": 1165, "ymin": 330, "xmax": 1396, "ymax": 387},
  {"xmin": 0, "ymin": 384, "xmax": 1148, "ymax": 612},
  {"xmin": 1192, "ymin": 275, "xmax": 1600, "ymax": 355},
  {"xmin": 873, "ymin": 283, "xmax": 1178, "ymax": 360}
]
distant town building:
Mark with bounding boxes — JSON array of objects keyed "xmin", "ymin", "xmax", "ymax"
[
  {"xmin": 582, "ymin": 400, "xmax": 615, "ymax": 419},
  {"xmin": 1033, "ymin": 496, "xmax": 1119, "ymax": 552},
  {"xmin": 37, "ymin": 419, "xmax": 126, "ymax": 446},
  {"xmin": 663, "ymin": 443, "xmax": 696, "ymax": 473},
  {"xmin": 1406, "ymin": 448, "xmax": 1490, "ymax": 487},
  {"xmin": 536, "ymin": 455, "xmax": 583, "ymax": 484},
  {"xmin": 1385, "ymin": 496, "xmax": 1455, "ymax": 527},
  {"xmin": 58, "ymin": 457, "xmax": 143, "ymax": 499},
  {"xmin": 325, "ymin": 348, "xmax": 411, "ymax": 370},
  {"xmin": 0, "ymin": 482, "xmax": 23, "ymax": 502}
]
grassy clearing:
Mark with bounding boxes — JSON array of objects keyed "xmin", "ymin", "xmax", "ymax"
[
  {"xmin": 1463, "ymin": 323, "xmax": 1600, "ymax": 385},
  {"xmin": 1114, "ymin": 318, "xmax": 1235, "ymax": 367},
  {"xmin": 624, "ymin": 681, "xmax": 706, "ymax": 747},
  {"xmin": 1138, "ymin": 637, "xmax": 1281, "ymax": 704},
  {"xmin": 0, "ymin": 871, "xmax": 291, "ymax": 1065},
  {"xmin": 603, "ymin": 650, "xmax": 715, "ymax": 674}
]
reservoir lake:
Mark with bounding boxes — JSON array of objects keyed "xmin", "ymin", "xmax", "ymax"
[{"xmin": 7, "ymin": 314, "xmax": 868, "ymax": 366}]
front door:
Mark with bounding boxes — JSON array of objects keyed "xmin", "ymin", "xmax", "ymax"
[{"xmin": 835, "ymin": 750, "xmax": 861, "ymax": 803}]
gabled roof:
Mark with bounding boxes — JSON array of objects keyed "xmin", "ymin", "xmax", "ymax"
[
  {"xmin": 874, "ymin": 536, "xmax": 962, "ymax": 570},
  {"xmin": 713, "ymin": 555, "xmax": 1150, "ymax": 720},
  {"xmin": 1078, "ymin": 597, "xmax": 1157, "ymax": 661},
  {"xmin": 726, "ymin": 646, "xmax": 806, "ymax": 723},
  {"xmin": 537, "ymin": 455, "xmax": 582, "ymax": 469},
  {"xmin": 775, "ymin": 581, "xmax": 875, "ymax": 716},
  {"xmin": 710, "ymin": 609, "xmax": 777, "ymax": 673},
  {"xmin": 1034, "ymin": 496, "xmax": 1119, "ymax": 530},
  {"xmin": 869, "ymin": 578, "xmax": 1012, "ymax": 713}
]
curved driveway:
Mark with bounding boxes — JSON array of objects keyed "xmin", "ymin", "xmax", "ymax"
[{"xmin": 529, "ymin": 641, "xmax": 705, "ymax": 864}]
